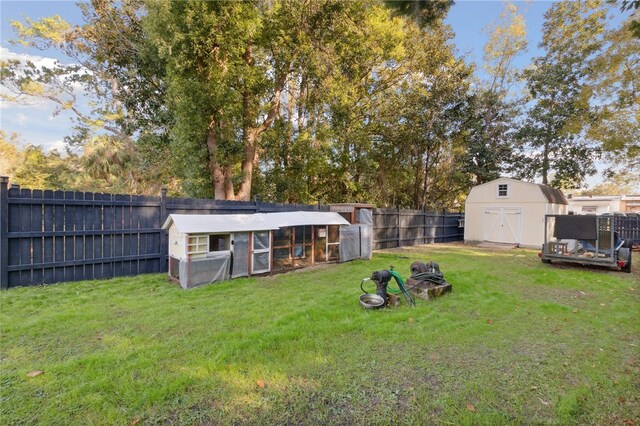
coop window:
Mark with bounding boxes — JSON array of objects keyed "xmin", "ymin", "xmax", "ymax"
[
  {"xmin": 209, "ymin": 234, "xmax": 230, "ymax": 252},
  {"xmin": 497, "ymin": 184, "xmax": 508, "ymax": 198},
  {"xmin": 187, "ymin": 235, "xmax": 208, "ymax": 255}
]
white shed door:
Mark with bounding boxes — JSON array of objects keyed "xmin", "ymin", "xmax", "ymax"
[{"xmin": 483, "ymin": 207, "xmax": 522, "ymax": 244}]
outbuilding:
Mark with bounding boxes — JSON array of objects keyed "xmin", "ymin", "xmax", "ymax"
[
  {"xmin": 162, "ymin": 211, "xmax": 370, "ymax": 289},
  {"xmin": 566, "ymin": 195, "xmax": 622, "ymax": 215},
  {"xmin": 464, "ymin": 178, "xmax": 568, "ymax": 248}
]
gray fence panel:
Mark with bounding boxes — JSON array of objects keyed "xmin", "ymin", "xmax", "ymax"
[
  {"xmin": 616, "ymin": 217, "xmax": 640, "ymax": 245},
  {"xmin": 0, "ymin": 177, "xmax": 467, "ymax": 288},
  {"xmin": 372, "ymin": 208, "xmax": 464, "ymax": 250},
  {"xmin": 0, "ymin": 179, "xmax": 331, "ymax": 288}
]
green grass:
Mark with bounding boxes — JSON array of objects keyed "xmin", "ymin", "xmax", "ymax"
[{"xmin": 1, "ymin": 244, "xmax": 639, "ymax": 425}]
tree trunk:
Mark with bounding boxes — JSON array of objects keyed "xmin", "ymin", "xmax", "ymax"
[
  {"xmin": 224, "ymin": 164, "xmax": 235, "ymax": 199},
  {"xmin": 206, "ymin": 119, "xmax": 226, "ymax": 199},
  {"xmin": 236, "ymin": 129, "xmax": 257, "ymax": 201},
  {"xmin": 542, "ymin": 138, "xmax": 549, "ymax": 185},
  {"xmin": 234, "ymin": 44, "xmax": 289, "ymax": 201}
]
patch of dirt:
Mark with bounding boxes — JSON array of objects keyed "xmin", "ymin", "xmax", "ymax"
[
  {"xmin": 261, "ymin": 262, "xmax": 336, "ymax": 281},
  {"xmin": 419, "ymin": 372, "xmax": 443, "ymax": 392},
  {"xmin": 505, "ymin": 285, "xmax": 599, "ymax": 309},
  {"xmin": 543, "ymin": 260, "xmax": 638, "ymax": 277}
]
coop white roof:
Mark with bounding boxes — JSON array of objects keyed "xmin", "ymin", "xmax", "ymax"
[{"xmin": 162, "ymin": 211, "xmax": 349, "ymax": 234}]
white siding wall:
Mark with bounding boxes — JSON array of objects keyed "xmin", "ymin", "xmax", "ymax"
[
  {"xmin": 169, "ymin": 225, "xmax": 186, "ymax": 260},
  {"xmin": 567, "ymin": 198, "xmax": 621, "ymax": 215},
  {"xmin": 464, "ymin": 178, "xmax": 567, "ymax": 248}
]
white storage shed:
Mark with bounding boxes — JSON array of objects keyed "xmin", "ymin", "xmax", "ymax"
[
  {"xmin": 162, "ymin": 211, "xmax": 370, "ymax": 289},
  {"xmin": 464, "ymin": 178, "xmax": 568, "ymax": 248}
]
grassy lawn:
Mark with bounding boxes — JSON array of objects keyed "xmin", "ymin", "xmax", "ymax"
[{"xmin": 1, "ymin": 244, "xmax": 639, "ymax": 425}]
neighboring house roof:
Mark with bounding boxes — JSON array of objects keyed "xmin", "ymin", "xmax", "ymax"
[
  {"xmin": 162, "ymin": 211, "xmax": 350, "ymax": 233},
  {"xmin": 569, "ymin": 195, "xmax": 622, "ymax": 201},
  {"xmin": 537, "ymin": 184, "xmax": 568, "ymax": 205}
]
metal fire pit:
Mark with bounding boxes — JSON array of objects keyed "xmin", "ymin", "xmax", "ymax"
[{"xmin": 359, "ymin": 293, "xmax": 385, "ymax": 310}]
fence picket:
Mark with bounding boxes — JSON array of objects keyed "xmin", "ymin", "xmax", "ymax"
[{"xmin": 31, "ymin": 190, "xmax": 43, "ymax": 285}]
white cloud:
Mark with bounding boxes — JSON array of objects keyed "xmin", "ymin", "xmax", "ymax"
[
  {"xmin": 0, "ymin": 47, "xmax": 59, "ymax": 69},
  {"xmin": 0, "ymin": 47, "xmax": 90, "ymax": 104},
  {"xmin": 47, "ymin": 139, "xmax": 66, "ymax": 152}
]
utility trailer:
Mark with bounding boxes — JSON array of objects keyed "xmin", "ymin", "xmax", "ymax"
[{"xmin": 540, "ymin": 215, "xmax": 633, "ymax": 273}]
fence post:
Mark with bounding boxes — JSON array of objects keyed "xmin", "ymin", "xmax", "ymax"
[
  {"xmin": 423, "ymin": 207, "xmax": 427, "ymax": 245},
  {"xmin": 396, "ymin": 205, "xmax": 401, "ymax": 248},
  {"xmin": 160, "ymin": 188, "xmax": 168, "ymax": 271},
  {"xmin": 0, "ymin": 176, "xmax": 9, "ymax": 289},
  {"xmin": 255, "ymin": 195, "xmax": 261, "ymax": 213}
]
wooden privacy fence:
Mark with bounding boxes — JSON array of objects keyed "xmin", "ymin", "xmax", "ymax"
[
  {"xmin": 616, "ymin": 217, "xmax": 640, "ymax": 246},
  {"xmin": 0, "ymin": 177, "xmax": 327, "ymax": 289},
  {"xmin": 372, "ymin": 208, "xmax": 464, "ymax": 250},
  {"xmin": 0, "ymin": 177, "xmax": 465, "ymax": 288}
]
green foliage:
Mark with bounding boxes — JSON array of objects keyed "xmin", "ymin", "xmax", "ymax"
[
  {"xmin": 370, "ymin": 27, "xmax": 473, "ymax": 209},
  {"xmin": 10, "ymin": 145, "xmax": 79, "ymax": 190},
  {"xmin": 619, "ymin": 0, "xmax": 640, "ymax": 37},
  {"xmin": 576, "ymin": 172, "xmax": 639, "ymax": 195},
  {"xmin": 383, "ymin": 0, "xmax": 453, "ymax": 27},
  {"xmin": 252, "ymin": 4, "xmax": 472, "ymax": 209},
  {"xmin": 2, "ymin": 1, "xmax": 177, "ymax": 194},
  {"xmin": 0, "ymin": 131, "xmax": 22, "ymax": 178},
  {"xmin": 463, "ymin": 2, "xmax": 527, "ymax": 186},
  {"xmin": 515, "ymin": 0, "xmax": 608, "ymax": 189},
  {"xmin": 1, "ymin": 246, "xmax": 638, "ymax": 423},
  {"xmin": 586, "ymin": 16, "xmax": 640, "ymax": 178}
]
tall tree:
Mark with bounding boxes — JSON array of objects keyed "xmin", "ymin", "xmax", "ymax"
[
  {"xmin": 1, "ymin": 1, "xmax": 177, "ymax": 194},
  {"xmin": 371, "ymin": 24, "xmax": 472, "ymax": 209},
  {"xmin": 586, "ymin": 16, "xmax": 640, "ymax": 179},
  {"xmin": 0, "ymin": 131, "xmax": 23, "ymax": 179},
  {"xmin": 463, "ymin": 2, "xmax": 527, "ymax": 185},
  {"xmin": 145, "ymin": 0, "xmax": 413, "ymax": 201},
  {"xmin": 515, "ymin": 0, "xmax": 607, "ymax": 189}
]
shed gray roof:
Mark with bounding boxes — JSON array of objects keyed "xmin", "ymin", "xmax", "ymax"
[
  {"xmin": 537, "ymin": 184, "xmax": 568, "ymax": 205},
  {"xmin": 162, "ymin": 211, "xmax": 350, "ymax": 234}
]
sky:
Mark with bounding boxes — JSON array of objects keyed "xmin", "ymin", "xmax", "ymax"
[{"xmin": 0, "ymin": 1, "xmax": 630, "ymax": 187}]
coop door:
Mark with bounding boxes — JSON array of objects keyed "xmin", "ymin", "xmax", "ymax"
[
  {"xmin": 251, "ymin": 231, "xmax": 271, "ymax": 274},
  {"xmin": 231, "ymin": 232, "xmax": 249, "ymax": 278}
]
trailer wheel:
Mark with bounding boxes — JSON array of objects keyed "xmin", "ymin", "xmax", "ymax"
[{"xmin": 622, "ymin": 250, "xmax": 632, "ymax": 273}]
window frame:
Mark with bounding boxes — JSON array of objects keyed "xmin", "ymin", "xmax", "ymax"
[
  {"xmin": 496, "ymin": 183, "xmax": 509, "ymax": 198},
  {"xmin": 186, "ymin": 234, "xmax": 208, "ymax": 256}
]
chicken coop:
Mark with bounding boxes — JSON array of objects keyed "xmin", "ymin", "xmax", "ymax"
[{"xmin": 162, "ymin": 211, "xmax": 371, "ymax": 289}]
